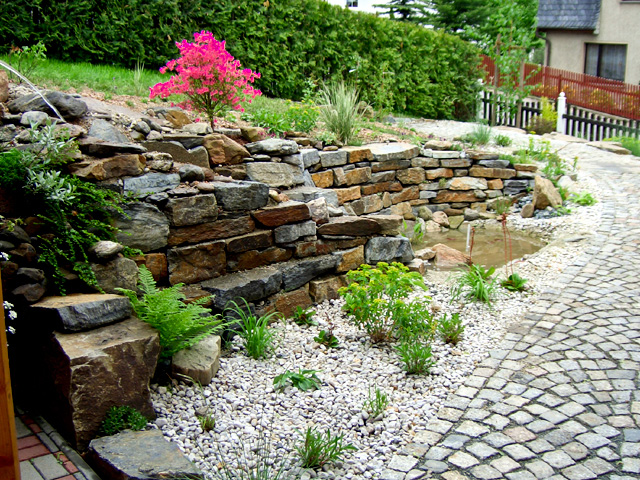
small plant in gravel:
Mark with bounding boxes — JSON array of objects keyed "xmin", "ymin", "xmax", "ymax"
[
  {"xmin": 363, "ymin": 386, "xmax": 389, "ymax": 418},
  {"xmin": 197, "ymin": 413, "xmax": 216, "ymax": 432},
  {"xmin": 118, "ymin": 266, "xmax": 225, "ymax": 359},
  {"xmin": 295, "ymin": 427, "xmax": 356, "ymax": 470},
  {"xmin": 395, "ymin": 333, "xmax": 435, "ymax": 375},
  {"xmin": 463, "ymin": 123, "xmax": 492, "ymax": 146},
  {"xmin": 225, "ymin": 299, "xmax": 280, "ymax": 360},
  {"xmin": 451, "ymin": 264, "xmax": 498, "ymax": 304},
  {"xmin": 501, "ymin": 272, "xmax": 528, "ymax": 292},
  {"xmin": 99, "ymin": 406, "xmax": 148, "ymax": 436},
  {"xmin": 339, "ymin": 262, "xmax": 429, "ymax": 343},
  {"xmin": 313, "ymin": 329, "xmax": 339, "ymax": 348},
  {"xmin": 292, "ymin": 306, "xmax": 317, "ymax": 326},
  {"xmin": 437, "ymin": 313, "xmax": 465, "ymax": 345},
  {"xmin": 494, "ymin": 133, "xmax": 512, "ymax": 147},
  {"xmin": 570, "ymin": 192, "xmax": 597, "ymax": 206},
  {"xmin": 274, "ymin": 369, "xmax": 321, "ymax": 392}
]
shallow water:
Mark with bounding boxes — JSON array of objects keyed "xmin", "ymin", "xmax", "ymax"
[{"xmin": 415, "ymin": 225, "xmax": 544, "ymax": 269}]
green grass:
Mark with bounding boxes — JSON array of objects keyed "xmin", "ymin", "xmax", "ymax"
[
  {"xmin": 1, "ymin": 56, "xmax": 166, "ymax": 97},
  {"xmin": 605, "ymin": 135, "xmax": 640, "ymax": 157}
]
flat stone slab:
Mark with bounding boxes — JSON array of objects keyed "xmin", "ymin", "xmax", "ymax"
[
  {"xmin": 587, "ymin": 141, "xmax": 631, "ymax": 155},
  {"xmin": 200, "ymin": 266, "xmax": 282, "ymax": 309},
  {"xmin": 87, "ymin": 430, "xmax": 203, "ymax": 480},
  {"xmin": 31, "ymin": 294, "xmax": 132, "ymax": 332},
  {"xmin": 366, "ymin": 143, "xmax": 420, "ymax": 162}
]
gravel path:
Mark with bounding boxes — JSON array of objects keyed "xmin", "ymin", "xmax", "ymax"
[{"xmin": 149, "ymin": 121, "xmax": 637, "ymax": 479}]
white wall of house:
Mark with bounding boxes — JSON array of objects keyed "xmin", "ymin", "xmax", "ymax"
[{"xmin": 545, "ymin": 0, "xmax": 640, "ymax": 84}]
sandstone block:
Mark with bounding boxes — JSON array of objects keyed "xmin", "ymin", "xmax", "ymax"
[
  {"xmin": 371, "ymin": 159, "xmax": 411, "ymax": 172},
  {"xmin": 245, "ymin": 138, "xmax": 299, "ymax": 156},
  {"xmin": 433, "ymin": 190, "xmax": 480, "ymax": 203},
  {"xmin": 307, "ymin": 197, "xmax": 330, "ymax": 226},
  {"xmin": 390, "ymin": 187, "xmax": 420, "ymax": 204},
  {"xmin": 311, "ymin": 170, "xmax": 334, "ymax": 188},
  {"xmin": 123, "ymin": 173, "xmax": 181, "ymax": 197},
  {"xmin": 342, "ymin": 146, "xmax": 374, "ymax": 163},
  {"xmin": 449, "ymin": 177, "xmax": 488, "ymax": 191},
  {"xmin": 361, "ymin": 181, "xmax": 402, "ymax": 195},
  {"xmin": 203, "ymin": 134, "xmax": 250, "ymax": 165},
  {"xmin": 141, "ymin": 141, "xmax": 209, "ymax": 168},
  {"xmin": 286, "ymin": 187, "xmax": 339, "ymax": 208},
  {"xmin": 212, "ymin": 181, "xmax": 269, "ymax": 211},
  {"xmin": 334, "ymin": 186, "xmax": 362, "ymax": 204},
  {"xmin": 317, "ymin": 217, "xmax": 381, "ymax": 236},
  {"xmin": 350, "ymin": 194, "xmax": 384, "ymax": 215},
  {"xmin": 371, "ymin": 171, "xmax": 397, "ymax": 182},
  {"xmin": 365, "ymin": 237, "xmax": 414, "ymax": 264},
  {"xmin": 425, "ymin": 168, "xmax": 454, "ymax": 180},
  {"xmin": 164, "ymin": 194, "xmax": 218, "ymax": 227},
  {"xmin": 487, "ymin": 179, "xmax": 504, "ymax": 189},
  {"xmin": 440, "ymin": 158, "xmax": 471, "ymax": 168},
  {"xmin": 228, "ymin": 247, "xmax": 292, "ymax": 271},
  {"xmin": 344, "ymin": 167, "xmax": 372, "ymax": 186},
  {"xmin": 396, "ymin": 167, "xmax": 426, "ymax": 185},
  {"xmin": 274, "ymin": 288, "xmax": 313, "ymax": 318},
  {"xmin": 309, "ymin": 276, "xmax": 347, "ymax": 302},
  {"xmin": 432, "ymin": 243, "xmax": 470, "ymax": 269},
  {"xmin": 168, "ymin": 215, "xmax": 255, "ymax": 246},
  {"xmin": 319, "ymin": 150, "xmax": 348, "ymax": 168},
  {"xmin": 411, "ymin": 157, "xmax": 440, "ymax": 168},
  {"xmin": 172, "ymin": 335, "xmax": 221, "ymax": 385},
  {"xmin": 70, "ymin": 155, "xmax": 145, "ymax": 181},
  {"xmin": 467, "ymin": 150, "xmax": 500, "ymax": 161},
  {"xmin": 245, "ymin": 162, "xmax": 304, "ymax": 188},
  {"xmin": 336, "ymin": 246, "xmax": 365, "ymax": 273},
  {"xmin": 167, "ymin": 241, "xmax": 226, "ymax": 285},
  {"xmin": 91, "ymin": 257, "xmax": 138, "ymax": 294},
  {"xmin": 533, "ymin": 175, "xmax": 563, "ymax": 210},
  {"xmin": 253, "ymin": 201, "xmax": 311, "ymax": 228},
  {"xmin": 363, "ymin": 214, "xmax": 403, "ymax": 235},
  {"xmin": 469, "ymin": 166, "xmax": 516, "ymax": 179},
  {"xmin": 367, "ymin": 143, "xmax": 419, "ymax": 161},
  {"xmin": 133, "ymin": 253, "xmax": 168, "ymax": 284}
]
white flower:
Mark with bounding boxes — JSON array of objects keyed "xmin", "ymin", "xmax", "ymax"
[
  {"xmin": 7, "ymin": 311, "xmax": 17, "ymax": 321},
  {"xmin": 7, "ymin": 327, "xmax": 15, "ymax": 334},
  {"xmin": 0, "ymin": 252, "xmax": 8, "ymax": 261},
  {"xmin": 3, "ymin": 301, "xmax": 14, "ymax": 310}
]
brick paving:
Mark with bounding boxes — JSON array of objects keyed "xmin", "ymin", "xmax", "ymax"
[
  {"xmin": 15, "ymin": 411, "xmax": 100, "ymax": 480},
  {"xmin": 382, "ymin": 161, "xmax": 640, "ymax": 479}
]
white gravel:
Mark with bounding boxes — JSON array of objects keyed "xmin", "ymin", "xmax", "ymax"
[{"xmin": 149, "ymin": 121, "xmax": 605, "ymax": 479}]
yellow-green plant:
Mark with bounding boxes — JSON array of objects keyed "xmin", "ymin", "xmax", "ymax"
[{"xmin": 339, "ymin": 262, "xmax": 430, "ymax": 343}]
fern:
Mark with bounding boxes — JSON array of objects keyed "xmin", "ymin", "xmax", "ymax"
[{"xmin": 117, "ymin": 266, "xmax": 226, "ymax": 359}]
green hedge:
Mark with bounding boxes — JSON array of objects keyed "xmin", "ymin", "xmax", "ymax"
[{"xmin": 0, "ymin": 0, "xmax": 480, "ymax": 119}]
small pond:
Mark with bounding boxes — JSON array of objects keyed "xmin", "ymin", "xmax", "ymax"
[{"xmin": 414, "ymin": 225, "xmax": 545, "ymax": 268}]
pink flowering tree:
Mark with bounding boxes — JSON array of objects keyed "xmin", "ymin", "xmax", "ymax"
[{"xmin": 150, "ymin": 31, "xmax": 261, "ymax": 128}]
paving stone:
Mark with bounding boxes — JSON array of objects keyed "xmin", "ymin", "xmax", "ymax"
[
  {"xmin": 490, "ymin": 455, "xmax": 521, "ymax": 473},
  {"xmin": 526, "ymin": 438, "xmax": 555, "ymax": 453},
  {"xmin": 470, "ymin": 464, "xmax": 502, "ymax": 480},
  {"xmin": 596, "ymin": 446, "xmax": 620, "ymax": 461},
  {"xmin": 466, "ymin": 442, "xmax": 499, "ymax": 459},
  {"xmin": 484, "ymin": 432, "xmax": 515, "ymax": 448},
  {"xmin": 448, "ymin": 451, "xmax": 479, "ymax": 468},
  {"xmin": 422, "ymin": 460, "xmax": 448, "ymax": 474},
  {"xmin": 406, "ymin": 469, "xmax": 426, "ymax": 480},
  {"xmin": 504, "ymin": 427, "xmax": 536, "ymax": 442},
  {"xmin": 424, "ymin": 446, "xmax": 451, "ymax": 461},
  {"xmin": 20, "ymin": 461, "xmax": 43, "ymax": 480},
  {"xmin": 525, "ymin": 460, "xmax": 555, "ymax": 479},
  {"xmin": 441, "ymin": 434, "xmax": 470, "ymax": 449},
  {"xmin": 575, "ymin": 432, "xmax": 610, "ymax": 449},
  {"xmin": 388, "ymin": 455, "xmax": 418, "ymax": 472},
  {"xmin": 621, "ymin": 457, "xmax": 640, "ymax": 474},
  {"xmin": 31, "ymin": 455, "xmax": 69, "ymax": 480},
  {"xmin": 505, "ymin": 471, "xmax": 537, "ymax": 480},
  {"xmin": 541, "ymin": 450, "xmax": 575, "ymax": 468},
  {"xmin": 583, "ymin": 457, "xmax": 614, "ymax": 475},
  {"xmin": 561, "ymin": 464, "xmax": 598, "ymax": 480},
  {"xmin": 379, "ymin": 468, "xmax": 406, "ymax": 480},
  {"xmin": 503, "ymin": 444, "xmax": 536, "ymax": 461}
]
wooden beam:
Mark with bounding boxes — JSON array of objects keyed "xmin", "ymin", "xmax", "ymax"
[{"xmin": 0, "ymin": 270, "xmax": 20, "ymax": 480}]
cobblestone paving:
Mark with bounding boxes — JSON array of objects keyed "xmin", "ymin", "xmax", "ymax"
[{"xmin": 382, "ymin": 159, "xmax": 640, "ymax": 479}]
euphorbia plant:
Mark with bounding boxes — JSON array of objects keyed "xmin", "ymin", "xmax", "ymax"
[{"xmin": 150, "ymin": 31, "xmax": 261, "ymax": 128}]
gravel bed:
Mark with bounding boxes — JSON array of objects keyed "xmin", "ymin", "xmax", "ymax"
[{"xmin": 149, "ymin": 125, "xmax": 603, "ymax": 479}]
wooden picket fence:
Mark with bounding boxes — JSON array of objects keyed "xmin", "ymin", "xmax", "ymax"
[{"xmin": 481, "ymin": 55, "xmax": 640, "ymax": 121}]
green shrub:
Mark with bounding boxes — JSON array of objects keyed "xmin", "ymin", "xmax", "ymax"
[
  {"xmin": 0, "ymin": 0, "xmax": 480, "ymax": 120},
  {"xmin": 527, "ymin": 98, "xmax": 557, "ymax": 135},
  {"xmin": 463, "ymin": 123, "xmax": 491, "ymax": 145},
  {"xmin": 0, "ymin": 124, "xmax": 124, "ymax": 293},
  {"xmin": 225, "ymin": 299, "xmax": 280, "ymax": 360},
  {"xmin": 570, "ymin": 192, "xmax": 597, "ymax": 206},
  {"xmin": 6, "ymin": 41, "xmax": 47, "ymax": 80},
  {"xmin": 284, "ymin": 101, "xmax": 320, "ymax": 133},
  {"xmin": 451, "ymin": 264, "xmax": 497, "ymax": 304},
  {"xmin": 494, "ymin": 133, "xmax": 512, "ymax": 147},
  {"xmin": 363, "ymin": 386, "xmax": 389, "ymax": 418},
  {"xmin": 100, "ymin": 406, "xmax": 148, "ymax": 436},
  {"xmin": 338, "ymin": 262, "xmax": 430, "ymax": 343},
  {"xmin": 274, "ymin": 369, "xmax": 321, "ymax": 392},
  {"xmin": 117, "ymin": 266, "xmax": 225, "ymax": 359},
  {"xmin": 395, "ymin": 336, "xmax": 435, "ymax": 374},
  {"xmin": 617, "ymin": 136, "xmax": 640, "ymax": 157},
  {"xmin": 295, "ymin": 427, "xmax": 356, "ymax": 469},
  {"xmin": 437, "ymin": 313, "xmax": 465, "ymax": 345}
]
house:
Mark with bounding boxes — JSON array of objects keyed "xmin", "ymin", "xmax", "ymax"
[
  {"xmin": 323, "ymin": 0, "xmax": 388, "ymax": 14},
  {"xmin": 538, "ymin": 0, "xmax": 640, "ymax": 84}
]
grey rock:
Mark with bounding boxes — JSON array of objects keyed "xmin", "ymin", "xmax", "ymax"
[
  {"xmin": 178, "ymin": 164, "xmax": 205, "ymax": 183},
  {"xmin": 8, "ymin": 91, "xmax": 88, "ymax": 119},
  {"xmin": 212, "ymin": 180, "xmax": 269, "ymax": 211},
  {"xmin": 163, "ymin": 134, "xmax": 205, "ymax": 150},
  {"xmin": 307, "ymin": 197, "xmax": 330, "ymax": 225},
  {"xmin": 245, "ymin": 162, "xmax": 304, "ymax": 188},
  {"xmin": 87, "ymin": 430, "xmax": 202, "ymax": 480},
  {"xmin": 201, "ymin": 266, "xmax": 282, "ymax": 309},
  {"xmin": 89, "ymin": 240, "xmax": 124, "ymax": 260},
  {"xmin": 300, "ymin": 149, "xmax": 321, "ymax": 168},
  {"xmin": 89, "ymin": 119, "xmax": 129, "ymax": 143},
  {"xmin": 367, "ymin": 143, "xmax": 420, "ymax": 161},
  {"xmin": 123, "ymin": 173, "xmax": 181, "ymax": 197},
  {"xmin": 164, "ymin": 194, "xmax": 218, "ymax": 227},
  {"xmin": 91, "ymin": 257, "xmax": 139, "ymax": 293},
  {"xmin": 286, "ymin": 186, "xmax": 339, "ymax": 208},
  {"xmin": 183, "ymin": 123, "xmax": 213, "ymax": 135},
  {"xmin": 503, "ymin": 179, "xmax": 530, "ymax": 196},
  {"xmin": 319, "ymin": 150, "xmax": 348, "ymax": 168},
  {"xmin": 31, "ymin": 294, "xmax": 132, "ymax": 332},
  {"xmin": 77, "ymin": 138, "xmax": 147, "ymax": 157},
  {"xmin": 282, "ymin": 153, "xmax": 303, "ymax": 168},
  {"xmin": 274, "ymin": 220, "xmax": 317, "ymax": 244},
  {"xmin": 142, "ymin": 117, "xmax": 163, "ymax": 132},
  {"xmin": 280, "ymin": 255, "xmax": 340, "ymax": 291},
  {"xmin": 146, "ymin": 130, "xmax": 163, "ymax": 141},
  {"xmin": 133, "ymin": 120, "xmax": 151, "ymax": 135},
  {"xmin": 142, "ymin": 140, "xmax": 209, "ymax": 168},
  {"xmin": 20, "ymin": 111, "xmax": 50, "ymax": 127},
  {"xmin": 115, "ymin": 203, "xmax": 169, "ymax": 252},
  {"xmin": 16, "ymin": 267, "xmax": 46, "ymax": 284},
  {"xmin": 0, "ymin": 224, "xmax": 30, "ymax": 244},
  {"xmin": 172, "ymin": 335, "xmax": 221, "ymax": 385},
  {"xmin": 479, "ymin": 159, "xmax": 511, "ymax": 169},
  {"xmin": 0, "ymin": 125, "xmax": 18, "ymax": 142},
  {"xmin": 214, "ymin": 127, "xmax": 242, "ymax": 138},
  {"xmin": 365, "ymin": 236, "xmax": 414, "ymax": 264},
  {"xmin": 245, "ymin": 138, "xmax": 299, "ymax": 156}
]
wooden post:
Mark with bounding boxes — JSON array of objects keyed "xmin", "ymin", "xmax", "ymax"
[
  {"xmin": 0, "ymin": 270, "xmax": 20, "ymax": 480},
  {"xmin": 491, "ymin": 35, "xmax": 501, "ymax": 127},
  {"xmin": 516, "ymin": 60, "xmax": 525, "ymax": 129}
]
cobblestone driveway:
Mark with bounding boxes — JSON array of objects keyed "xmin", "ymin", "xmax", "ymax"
[{"xmin": 382, "ymin": 144, "xmax": 640, "ymax": 480}]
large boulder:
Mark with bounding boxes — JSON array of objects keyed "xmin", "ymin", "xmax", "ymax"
[
  {"xmin": 42, "ymin": 318, "xmax": 160, "ymax": 450},
  {"xmin": 30, "ymin": 294, "xmax": 132, "ymax": 332},
  {"xmin": 167, "ymin": 240, "xmax": 226, "ymax": 285},
  {"xmin": 533, "ymin": 175, "xmax": 563, "ymax": 210},
  {"xmin": 87, "ymin": 430, "xmax": 203, "ymax": 480},
  {"xmin": 432, "ymin": 243, "xmax": 471, "ymax": 269},
  {"xmin": 69, "ymin": 155, "xmax": 145, "ymax": 181},
  {"xmin": 91, "ymin": 257, "xmax": 139, "ymax": 294},
  {"xmin": 364, "ymin": 237, "xmax": 414, "ymax": 264},
  {"xmin": 8, "ymin": 91, "xmax": 88, "ymax": 119},
  {"xmin": 141, "ymin": 141, "xmax": 209, "ymax": 168},
  {"xmin": 115, "ymin": 203, "xmax": 170, "ymax": 252},
  {"xmin": 245, "ymin": 138, "xmax": 299, "ymax": 156},
  {"xmin": 172, "ymin": 335, "xmax": 221, "ymax": 385},
  {"xmin": 203, "ymin": 134, "xmax": 250, "ymax": 165}
]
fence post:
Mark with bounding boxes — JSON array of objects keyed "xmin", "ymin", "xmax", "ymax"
[
  {"xmin": 476, "ymin": 80, "xmax": 484, "ymax": 122},
  {"xmin": 556, "ymin": 92, "xmax": 566, "ymax": 135}
]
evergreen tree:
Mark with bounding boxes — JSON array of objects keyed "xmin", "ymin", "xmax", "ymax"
[
  {"xmin": 427, "ymin": 0, "xmax": 490, "ymax": 39},
  {"xmin": 374, "ymin": 0, "xmax": 431, "ymax": 25}
]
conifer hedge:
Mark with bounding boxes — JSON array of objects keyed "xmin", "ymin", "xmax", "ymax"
[{"xmin": 1, "ymin": 0, "xmax": 481, "ymax": 119}]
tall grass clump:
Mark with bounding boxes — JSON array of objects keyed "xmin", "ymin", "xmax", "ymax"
[
  {"xmin": 225, "ymin": 299, "xmax": 280, "ymax": 359},
  {"xmin": 318, "ymin": 81, "xmax": 361, "ymax": 145}
]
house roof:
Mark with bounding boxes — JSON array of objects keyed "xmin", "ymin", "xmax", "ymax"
[{"xmin": 537, "ymin": 0, "xmax": 601, "ymax": 30}]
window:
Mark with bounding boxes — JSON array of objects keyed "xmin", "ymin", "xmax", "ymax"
[
  {"xmin": 346, "ymin": 0, "xmax": 358, "ymax": 6},
  {"xmin": 584, "ymin": 44, "xmax": 627, "ymax": 81}
]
